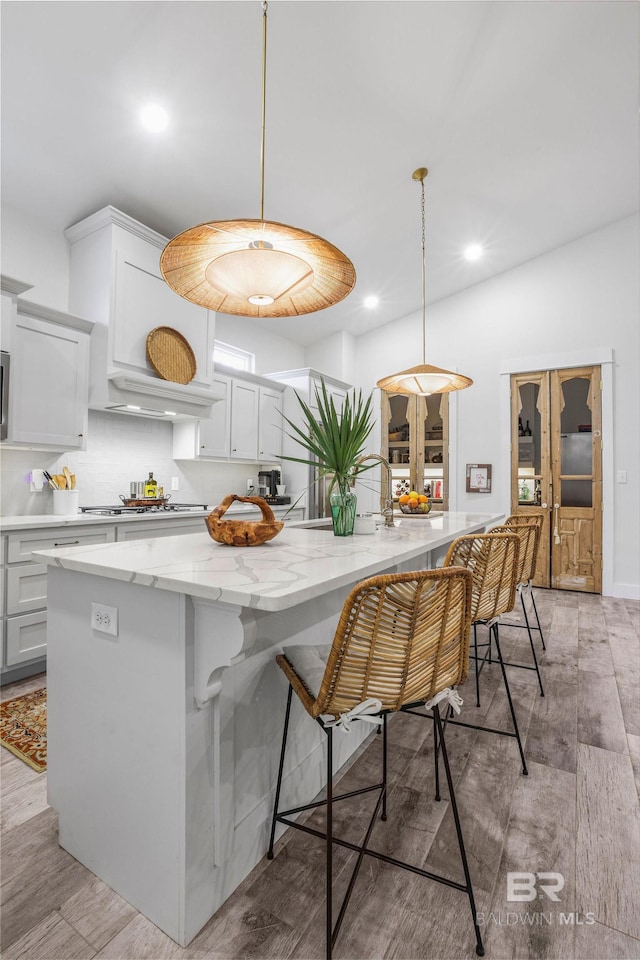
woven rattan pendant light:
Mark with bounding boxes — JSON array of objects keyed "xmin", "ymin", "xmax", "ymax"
[
  {"xmin": 161, "ymin": 2, "xmax": 356, "ymax": 319},
  {"xmin": 377, "ymin": 168, "xmax": 472, "ymax": 396}
]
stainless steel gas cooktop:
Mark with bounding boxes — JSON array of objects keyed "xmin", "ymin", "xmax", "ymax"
[{"xmin": 80, "ymin": 503, "xmax": 208, "ymax": 516}]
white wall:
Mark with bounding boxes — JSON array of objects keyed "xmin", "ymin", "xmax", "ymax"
[
  {"xmin": 1, "ymin": 204, "xmax": 70, "ymax": 311},
  {"xmin": 0, "ymin": 411, "xmax": 265, "ymax": 516},
  {"xmin": 215, "ymin": 313, "xmax": 305, "ymax": 375},
  {"xmin": 354, "ymin": 214, "xmax": 640, "ymax": 597},
  {"xmin": 305, "ymin": 330, "xmax": 357, "ymax": 384}
]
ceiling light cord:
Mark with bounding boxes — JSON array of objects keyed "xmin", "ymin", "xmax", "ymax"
[
  {"xmin": 260, "ymin": 1, "xmax": 268, "ymax": 222},
  {"xmin": 160, "ymin": 0, "xmax": 356, "ymax": 318},
  {"xmin": 420, "ymin": 174, "xmax": 426, "ymax": 366},
  {"xmin": 375, "ymin": 166, "xmax": 472, "ymax": 396}
]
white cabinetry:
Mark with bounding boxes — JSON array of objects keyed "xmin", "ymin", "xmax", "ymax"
[
  {"xmin": 115, "ymin": 517, "xmax": 205, "ymax": 541},
  {"xmin": 1, "ymin": 275, "xmax": 32, "ymax": 352},
  {"xmin": 266, "ymin": 368, "xmax": 349, "ymax": 414},
  {"xmin": 0, "ymin": 515, "xmax": 215, "ymax": 685},
  {"xmin": 258, "ymin": 386, "xmax": 283, "ymax": 460},
  {"xmin": 5, "ymin": 299, "xmax": 93, "ymax": 450},
  {"xmin": 230, "ymin": 380, "xmax": 259, "ymax": 459},
  {"xmin": 1, "ymin": 525, "xmax": 116, "ymax": 679},
  {"xmin": 173, "ymin": 373, "xmax": 283, "ymax": 463},
  {"xmin": 65, "ymin": 206, "xmax": 221, "ymax": 420},
  {"xmin": 196, "ymin": 374, "xmax": 232, "ymax": 458}
]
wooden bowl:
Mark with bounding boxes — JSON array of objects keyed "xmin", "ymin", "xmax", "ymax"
[{"xmin": 204, "ymin": 494, "xmax": 284, "ymax": 546}]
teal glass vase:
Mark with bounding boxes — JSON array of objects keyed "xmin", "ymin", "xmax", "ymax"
[{"xmin": 330, "ymin": 489, "xmax": 357, "ymax": 537}]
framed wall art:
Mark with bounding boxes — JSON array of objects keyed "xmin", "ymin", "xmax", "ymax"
[{"xmin": 466, "ymin": 463, "xmax": 492, "ymax": 493}]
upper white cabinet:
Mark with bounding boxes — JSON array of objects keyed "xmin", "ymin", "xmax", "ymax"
[
  {"xmin": 173, "ymin": 372, "xmax": 283, "ymax": 463},
  {"xmin": 197, "ymin": 373, "xmax": 232, "ymax": 458},
  {"xmin": 230, "ymin": 380, "xmax": 260, "ymax": 459},
  {"xmin": 1, "ymin": 275, "xmax": 32, "ymax": 353},
  {"xmin": 65, "ymin": 206, "xmax": 222, "ymax": 420},
  {"xmin": 4, "ymin": 297, "xmax": 92, "ymax": 450},
  {"xmin": 265, "ymin": 368, "xmax": 349, "ymax": 415},
  {"xmin": 258, "ymin": 386, "xmax": 283, "ymax": 461}
]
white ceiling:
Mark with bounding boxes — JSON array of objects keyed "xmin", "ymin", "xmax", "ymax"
[{"xmin": 2, "ymin": 1, "xmax": 638, "ymax": 346}]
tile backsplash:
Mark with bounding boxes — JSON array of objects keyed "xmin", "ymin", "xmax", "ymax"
[{"xmin": 0, "ymin": 410, "xmax": 271, "ymax": 516}]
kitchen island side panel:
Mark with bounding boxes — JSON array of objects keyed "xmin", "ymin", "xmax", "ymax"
[
  {"xmin": 45, "ymin": 567, "xmax": 375, "ymax": 946},
  {"xmin": 45, "ymin": 567, "xmax": 191, "ymax": 943}
]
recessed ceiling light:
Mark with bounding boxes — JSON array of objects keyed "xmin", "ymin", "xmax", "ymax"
[
  {"xmin": 463, "ymin": 244, "xmax": 483, "ymax": 262},
  {"xmin": 140, "ymin": 103, "xmax": 169, "ymax": 133},
  {"xmin": 363, "ymin": 295, "xmax": 379, "ymax": 309}
]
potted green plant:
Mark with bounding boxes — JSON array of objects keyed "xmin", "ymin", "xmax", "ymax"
[{"xmin": 281, "ymin": 380, "xmax": 375, "ymax": 536}]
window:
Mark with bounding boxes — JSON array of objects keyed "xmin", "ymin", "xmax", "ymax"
[{"xmin": 213, "ymin": 340, "xmax": 255, "ymax": 373}]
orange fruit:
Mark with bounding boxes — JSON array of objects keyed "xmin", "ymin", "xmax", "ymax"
[
  {"xmin": 399, "ymin": 494, "xmax": 410, "ymax": 504},
  {"xmin": 418, "ymin": 494, "xmax": 428, "ymax": 503}
]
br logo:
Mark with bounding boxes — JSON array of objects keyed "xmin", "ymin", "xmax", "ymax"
[{"xmin": 507, "ymin": 872, "xmax": 565, "ymax": 902}]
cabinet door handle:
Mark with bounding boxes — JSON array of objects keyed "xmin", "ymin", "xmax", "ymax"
[{"xmin": 54, "ymin": 539, "xmax": 80, "ymax": 546}]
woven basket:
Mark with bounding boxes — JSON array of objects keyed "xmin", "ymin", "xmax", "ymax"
[
  {"xmin": 146, "ymin": 327, "xmax": 197, "ymax": 384},
  {"xmin": 205, "ymin": 494, "xmax": 284, "ymax": 546}
]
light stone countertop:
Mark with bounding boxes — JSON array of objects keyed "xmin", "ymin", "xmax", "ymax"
[
  {"xmin": 0, "ymin": 503, "xmax": 299, "ymax": 532},
  {"xmin": 34, "ymin": 511, "xmax": 503, "ymax": 612}
]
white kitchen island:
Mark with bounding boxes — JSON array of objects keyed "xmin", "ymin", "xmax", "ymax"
[{"xmin": 35, "ymin": 511, "xmax": 501, "ymax": 946}]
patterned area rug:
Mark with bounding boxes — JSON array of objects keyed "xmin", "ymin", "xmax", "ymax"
[{"xmin": 0, "ymin": 688, "xmax": 47, "ymax": 772}]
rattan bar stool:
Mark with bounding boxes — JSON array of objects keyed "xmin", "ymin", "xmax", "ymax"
[
  {"xmin": 409, "ymin": 532, "xmax": 529, "ymax": 777},
  {"xmin": 267, "ymin": 567, "xmax": 485, "ymax": 959},
  {"xmin": 501, "ymin": 513, "xmax": 546, "ymax": 652},
  {"xmin": 489, "ymin": 517, "xmax": 545, "ymax": 697}
]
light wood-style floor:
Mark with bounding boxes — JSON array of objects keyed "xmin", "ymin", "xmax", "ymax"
[{"xmin": 2, "ymin": 590, "xmax": 639, "ymax": 960}]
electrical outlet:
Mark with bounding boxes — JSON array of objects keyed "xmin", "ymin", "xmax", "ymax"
[
  {"xmin": 247, "ymin": 477, "xmax": 254, "ymax": 492},
  {"xmin": 30, "ymin": 469, "xmax": 46, "ymax": 492},
  {"xmin": 171, "ymin": 476, "xmax": 179, "ymax": 491},
  {"xmin": 91, "ymin": 602, "xmax": 119, "ymax": 637}
]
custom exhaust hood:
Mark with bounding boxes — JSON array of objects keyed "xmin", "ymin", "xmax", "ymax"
[{"xmin": 65, "ymin": 206, "xmax": 223, "ymax": 421}]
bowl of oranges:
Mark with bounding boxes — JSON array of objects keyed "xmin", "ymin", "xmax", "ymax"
[{"xmin": 398, "ymin": 491, "xmax": 431, "ymax": 515}]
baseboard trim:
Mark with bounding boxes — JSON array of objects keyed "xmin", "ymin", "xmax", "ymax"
[{"xmin": 604, "ymin": 583, "xmax": 640, "ymax": 601}]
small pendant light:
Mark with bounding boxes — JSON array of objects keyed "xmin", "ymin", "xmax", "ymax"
[
  {"xmin": 376, "ymin": 168, "xmax": 473, "ymax": 396},
  {"xmin": 161, "ymin": 2, "xmax": 356, "ymax": 318}
]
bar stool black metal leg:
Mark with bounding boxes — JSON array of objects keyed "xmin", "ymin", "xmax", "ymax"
[
  {"xmin": 520, "ymin": 592, "xmax": 545, "ymax": 697},
  {"xmin": 529, "ymin": 586, "xmax": 546, "ymax": 651},
  {"xmin": 381, "ymin": 714, "xmax": 388, "ymax": 821},
  {"xmin": 268, "ymin": 683, "xmax": 293, "ymax": 860},
  {"xmin": 473, "ymin": 623, "xmax": 481, "ymax": 707},
  {"xmin": 433, "ymin": 710, "xmax": 441, "ymax": 801},
  {"xmin": 326, "ymin": 728, "xmax": 334, "ymax": 960},
  {"xmin": 433, "ymin": 706, "xmax": 485, "ymax": 957},
  {"xmin": 492, "ymin": 625, "xmax": 528, "ymax": 776}
]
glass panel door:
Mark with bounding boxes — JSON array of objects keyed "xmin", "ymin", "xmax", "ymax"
[
  {"xmin": 421, "ymin": 394, "xmax": 448, "ymax": 506},
  {"xmin": 511, "ymin": 371, "xmax": 551, "ymax": 587},
  {"xmin": 550, "ymin": 368, "xmax": 602, "ymax": 593},
  {"xmin": 385, "ymin": 393, "xmax": 412, "ymax": 500}
]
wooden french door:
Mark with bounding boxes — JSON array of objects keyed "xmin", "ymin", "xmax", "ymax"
[{"xmin": 511, "ymin": 366, "xmax": 602, "ymax": 593}]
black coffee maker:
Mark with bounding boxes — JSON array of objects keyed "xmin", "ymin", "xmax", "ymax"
[
  {"xmin": 258, "ymin": 469, "xmax": 280, "ymax": 497},
  {"xmin": 257, "ymin": 469, "xmax": 289, "ymax": 502}
]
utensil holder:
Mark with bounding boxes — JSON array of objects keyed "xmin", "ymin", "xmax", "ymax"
[{"xmin": 53, "ymin": 489, "xmax": 79, "ymax": 515}]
